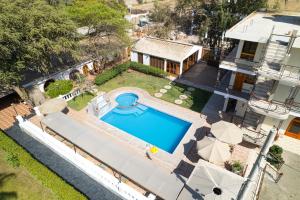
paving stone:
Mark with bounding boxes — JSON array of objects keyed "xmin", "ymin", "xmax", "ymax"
[
  {"xmin": 175, "ymin": 99, "xmax": 183, "ymax": 105},
  {"xmin": 154, "ymin": 93, "xmax": 163, "ymax": 98},
  {"xmin": 160, "ymin": 89, "xmax": 167, "ymax": 94}
]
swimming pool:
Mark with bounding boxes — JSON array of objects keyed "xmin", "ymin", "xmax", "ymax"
[{"xmin": 101, "ymin": 93, "xmax": 191, "ymax": 153}]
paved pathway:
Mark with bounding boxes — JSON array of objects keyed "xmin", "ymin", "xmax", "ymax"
[
  {"xmin": 4, "ymin": 126, "xmax": 123, "ymax": 200},
  {"xmin": 259, "ymin": 150, "xmax": 300, "ymax": 200},
  {"xmin": 175, "ymin": 62, "xmax": 218, "ymax": 92}
]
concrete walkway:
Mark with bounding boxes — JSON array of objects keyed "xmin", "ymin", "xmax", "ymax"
[
  {"xmin": 5, "ymin": 126, "xmax": 123, "ymax": 200},
  {"xmin": 175, "ymin": 62, "xmax": 218, "ymax": 92},
  {"xmin": 259, "ymin": 150, "xmax": 300, "ymax": 200}
]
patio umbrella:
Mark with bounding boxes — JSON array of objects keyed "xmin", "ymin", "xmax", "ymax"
[
  {"xmin": 39, "ymin": 98, "xmax": 67, "ymax": 115},
  {"xmin": 197, "ymin": 136, "xmax": 230, "ymax": 165},
  {"xmin": 211, "ymin": 121, "xmax": 243, "ymax": 145},
  {"xmin": 186, "ymin": 160, "xmax": 245, "ymax": 200}
]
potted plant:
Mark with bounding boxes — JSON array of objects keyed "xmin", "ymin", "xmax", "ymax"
[{"xmin": 231, "ymin": 160, "xmax": 244, "ymax": 175}]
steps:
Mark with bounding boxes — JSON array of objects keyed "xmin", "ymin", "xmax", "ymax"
[
  {"xmin": 242, "ymin": 110, "xmax": 263, "ymax": 130},
  {"xmin": 252, "ymin": 77, "xmax": 275, "ymax": 99}
]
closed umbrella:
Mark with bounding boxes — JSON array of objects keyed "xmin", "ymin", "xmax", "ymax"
[
  {"xmin": 185, "ymin": 160, "xmax": 245, "ymax": 200},
  {"xmin": 211, "ymin": 121, "xmax": 243, "ymax": 145},
  {"xmin": 197, "ymin": 136, "xmax": 230, "ymax": 165},
  {"xmin": 39, "ymin": 98, "xmax": 67, "ymax": 115}
]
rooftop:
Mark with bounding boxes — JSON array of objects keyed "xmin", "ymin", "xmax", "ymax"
[
  {"xmin": 132, "ymin": 37, "xmax": 201, "ymax": 62},
  {"xmin": 225, "ymin": 11, "xmax": 300, "ymax": 48}
]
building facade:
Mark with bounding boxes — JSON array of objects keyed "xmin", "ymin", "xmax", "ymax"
[
  {"xmin": 131, "ymin": 37, "xmax": 202, "ymax": 76},
  {"xmin": 215, "ymin": 11, "xmax": 300, "ymax": 140}
]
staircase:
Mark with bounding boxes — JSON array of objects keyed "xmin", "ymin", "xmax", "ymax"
[
  {"xmin": 252, "ymin": 76, "xmax": 275, "ymax": 100},
  {"xmin": 263, "ymin": 41, "xmax": 288, "ymax": 65},
  {"xmin": 242, "ymin": 110, "xmax": 264, "ymax": 130}
]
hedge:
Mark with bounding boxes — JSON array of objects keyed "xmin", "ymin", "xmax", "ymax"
[
  {"xmin": 0, "ymin": 131, "xmax": 86, "ymax": 200},
  {"xmin": 46, "ymin": 80, "xmax": 73, "ymax": 98},
  {"xmin": 94, "ymin": 62, "xmax": 130, "ymax": 85},
  {"xmin": 94, "ymin": 61, "xmax": 167, "ymax": 86},
  {"xmin": 130, "ymin": 62, "xmax": 167, "ymax": 78}
]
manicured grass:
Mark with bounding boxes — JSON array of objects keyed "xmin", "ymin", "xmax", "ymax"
[
  {"xmin": 0, "ymin": 131, "xmax": 87, "ymax": 200},
  {"xmin": 99, "ymin": 70, "xmax": 212, "ymax": 112},
  {"xmin": 67, "ymin": 92, "xmax": 95, "ymax": 111}
]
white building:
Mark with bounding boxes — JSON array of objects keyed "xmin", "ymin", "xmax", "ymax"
[
  {"xmin": 131, "ymin": 37, "xmax": 202, "ymax": 76},
  {"xmin": 215, "ymin": 11, "xmax": 300, "ymax": 140}
]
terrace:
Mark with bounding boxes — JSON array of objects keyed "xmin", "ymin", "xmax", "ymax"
[
  {"xmin": 0, "ymin": 57, "xmax": 263, "ymax": 199},
  {"xmin": 25, "ymin": 84, "xmax": 259, "ymax": 200}
]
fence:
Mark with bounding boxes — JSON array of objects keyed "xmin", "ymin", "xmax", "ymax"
[
  {"xmin": 16, "ymin": 116, "xmax": 152, "ymax": 200},
  {"xmin": 58, "ymin": 89, "xmax": 81, "ymax": 102}
]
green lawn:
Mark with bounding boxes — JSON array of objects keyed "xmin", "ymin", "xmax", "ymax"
[
  {"xmin": 0, "ymin": 131, "xmax": 86, "ymax": 200},
  {"xmin": 99, "ymin": 70, "xmax": 212, "ymax": 112},
  {"xmin": 67, "ymin": 92, "xmax": 95, "ymax": 111}
]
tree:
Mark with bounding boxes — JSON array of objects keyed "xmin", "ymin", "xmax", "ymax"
[
  {"xmin": 0, "ymin": 0, "xmax": 78, "ymax": 99},
  {"xmin": 66, "ymin": 0, "xmax": 131, "ymax": 64},
  {"xmin": 148, "ymin": 1, "xmax": 174, "ymax": 38}
]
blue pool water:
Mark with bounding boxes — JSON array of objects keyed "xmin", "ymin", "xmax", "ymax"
[{"xmin": 101, "ymin": 93, "xmax": 191, "ymax": 153}]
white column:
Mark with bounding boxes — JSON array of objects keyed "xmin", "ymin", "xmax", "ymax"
[
  {"xmin": 179, "ymin": 61, "xmax": 183, "ymax": 75},
  {"xmin": 236, "ymin": 40, "xmax": 244, "ymax": 59},
  {"xmin": 229, "ymin": 72, "xmax": 236, "ymax": 89},
  {"xmin": 164, "ymin": 59, "xmax": 167, "ymax": 72},
  {"xmin": 223, "ymin": 97, "xmax": 229, "ymax": 112}
]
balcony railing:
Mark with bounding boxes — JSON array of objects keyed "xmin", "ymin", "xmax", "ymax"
[
  {"xmin": 248, "ymin": 93, "xmax": 290, "ymax": 119},
  {"xmin": 255, "ymin": 61, "xmax": 300, "ymax": 85},
  {"xmin": 215, "ymin": 84, "xmax": 251, "ymax": 100}
]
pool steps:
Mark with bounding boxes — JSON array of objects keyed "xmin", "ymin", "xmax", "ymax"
[{"xmin": 113, "ymin": 104, "xmax": 148, "ymax": 116}]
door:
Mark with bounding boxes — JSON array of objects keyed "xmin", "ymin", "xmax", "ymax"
[
  {"xmin": 167, "ymin": 61, "xmax": 180, "ymax": 75},
  {"xmin": 285, "ymin": 118, "xmax": 300, "ymax": 140},
  {"xmin": 233, "ymin": 73, "xmax": 246, "ymax": 92},
  {"xmin": 138, "ymin": 53, "xmax": 143, "ymax": 64}
]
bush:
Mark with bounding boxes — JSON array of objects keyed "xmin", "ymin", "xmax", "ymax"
[
  {"xmin": 267, "ymin": 145, "xmax": 284, "ymax": 169},
  {"xmin": 6, "ymin": 152, "xmax": 20, "ymax": 168},
  {"xmin": 94, "ymin": 62, "xmax": 130, "ymax": 85},
  {"xmin": 269, "ymin": 145, "xmax": 283, "ymax": 156},
  {"xmin": 46, "ymin": 80, "xmax": 73, "ymax": 98},
  {"xmin": 231, "ymin": 160, "xmax": 244, "ymax": 174},
  {"xmin": 130, "ymin": 61, "xmax": 167, "ymax": 78}
]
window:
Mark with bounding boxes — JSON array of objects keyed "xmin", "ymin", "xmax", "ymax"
[
  {"xmin": 138, "ymin": 53, "xmax": 143, "ymax": 64},
  {"xmin": 150, "ymin": 56, "xmax": 164, "ymax": 70},
  {"xmin": 240, "ymin": 41, "xmax": 258, "ymax": 61},
  {"xmin": 285, "ymin": 118, "xmax": 300, "ymax": 140}
]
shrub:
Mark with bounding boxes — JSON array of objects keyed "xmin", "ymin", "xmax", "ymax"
[
  {"xmin": 269, "ymin": 145, "xmax": 283, "ymax": 156},
  {"xmin": 6, "ymin": 152, "xmax": 20, "ymax": 168},
  {"xmin": 130, "ymin": 61, "xmax": 167, "ymax": 78},
  {"xmin": 94, "ymin": 62, "xmax": 130, "ymax": 85},
  {"xmin": 46, "ymin": 80, "xmax": 73, "ymax": 98},
  {"xmin": 231, "ymin": 160, "xmax": 244, "ymax": 174},
  {"xmin": 267, "ymin": 145, "xmax": 284, "ymax": 169}
]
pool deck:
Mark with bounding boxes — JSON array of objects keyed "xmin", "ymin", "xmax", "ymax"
[
  {"xmin": 28, "ymin": 87, "xmax": 257, "ymax": 199},
  {"xmin": 88, "ymin": 87, "xmax": 209, "ymax": 170}
]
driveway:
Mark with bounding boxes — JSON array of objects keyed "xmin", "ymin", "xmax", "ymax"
[
  {"xmin": 175, "ymin": 62, "xmax": 218, "ymax": 92},
  {"xmin": 259, "ymin": 150, "xmax": 300, "ymax": 200}
]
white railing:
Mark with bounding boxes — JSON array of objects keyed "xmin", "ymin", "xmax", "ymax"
[
  {"xmin": 16, "ymin": 116, "xmax": 152, "ymax": 200},
  {"xmin": 58, "ymin": 89, "xmax": 81, "ymax": 102}
]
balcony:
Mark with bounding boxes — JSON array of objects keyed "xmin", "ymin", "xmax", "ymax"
[
  {"xmin": 256, "ymin": 61, "xmax": 300, "ymax": 86},
  {"xmin": 219, "ymin": 48, "xmax": 257, "ymax": 75},
  {"xmin": 214, "ymin": 84, "xmax": 251, "ymax": 101},
  {"xmin": 248, "ymin": 94, "xmax": 290, "ymax": 120}
]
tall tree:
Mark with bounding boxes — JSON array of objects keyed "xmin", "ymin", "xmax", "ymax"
[
  {"xmin": 148, "ymin": 1, "xmax": 174, "ymax": 38},
  {"xmin": 0, "ymin": 0, "xmax": 78, "ymax": 99},
  {"xmin": 66, "ymin": 0, "xmax": 131, "ymax": 63}
]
